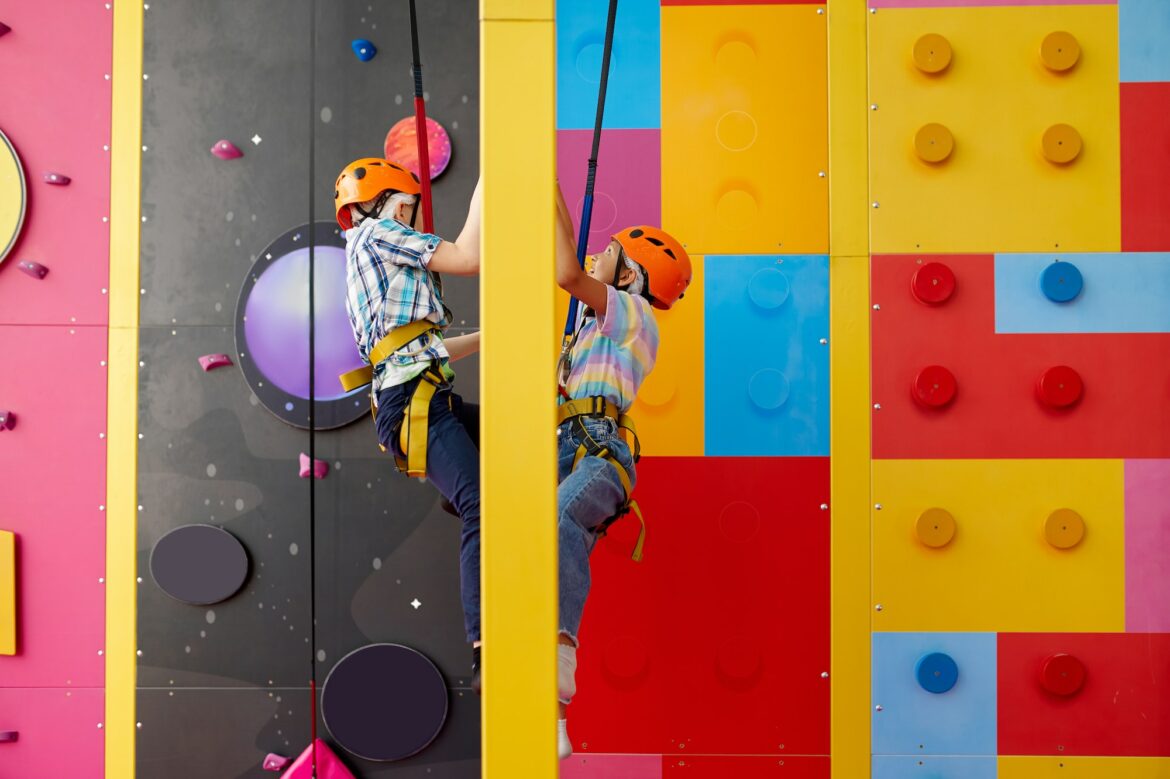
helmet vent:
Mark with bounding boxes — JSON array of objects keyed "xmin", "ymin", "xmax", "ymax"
[
  {"xmin": 353, "ymin": 166, "xmax": 367, "ymax": 180},
  {"xmin": 664, "ymin": 248, "xmax": 676, "ymax": 259},
  {"xmin": 629, "ymin": 228, "xmax": 645, "ymax": 238},
  {"xmin": 645, "ymin": 236, "xmax": 664, "ymax": 246}
]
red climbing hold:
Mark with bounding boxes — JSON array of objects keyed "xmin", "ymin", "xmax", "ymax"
[
  {"xmin": 911, "ymin": 261, "xmax": 956, "ymax": 305},
  {"xmin": 279, "ymin": 739, "xmax": 355, "ymax": 779},
  {"xmin": 1040, "ymin": 652, "xmax": 1086, "ymax": 696},
  {"xmin": 210, "ymin": 140, "xmax": 243, "ymax": 160},
  {"xmin": 299, "ymin": 453, "xmax": 328, "ymax": 480},
  {"xmin": 1036, "ymin": 365, "xmax": 1083, "ymax": 409},
  {"xmin": 17, "ymin": 261, "xmax": 47, "ymax": 279},
  {"xmin": 198, "ymin": 353, "xmax": 233, "ymax": 371},
  {"xmin": 262, "ymin": 753, "xmax": 291, "ymax": 771},
  {"xmin": 43, "ymin": 172, "xmax": 71, "ymax": 185},
  {"xmin": 0, "ymin": 23, "xmax": 10, "ymax": 38},
  {"xmin": 0, "ymin": 411, "xmax": 15, "ymax": 431},
  {"xmin": 912, "ymin": 365, "xmax": 958, "ymax": 408}
]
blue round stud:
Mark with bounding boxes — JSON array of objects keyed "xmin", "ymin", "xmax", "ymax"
[
  {"xmin": 351, "ymin": 39, "xmax": 377, "ymax": 62},
  {"xmin": 1040, "ymin": 261, "xmax": 1083, "ymax": 303},
  {"xmin": 915, "ymin": 651, "xmax": 959, "ymax": 694},
  {"xmin": 748, "ymin": 369, "xmax": 790, "ymax": 411},
  {"xmin": 747, "ymin": 268, "xmax": 791, "ymax": 310}
]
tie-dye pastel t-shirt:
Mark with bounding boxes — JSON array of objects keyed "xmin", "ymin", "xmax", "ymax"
[{"xmin": 562, "ymin": 285, "xmax": 659, "ymax": 413}]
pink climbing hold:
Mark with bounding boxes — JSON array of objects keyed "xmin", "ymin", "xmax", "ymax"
[
  {"xmin": 262, "ymin": 753, "xmax": 291, "ymax": 771},
  {"xmin": 43, "ymin": 172, "xmax": 71, "ymax": 185},
  {"xmin": 210, "ymin": 140, "xmax": 243, "ymax": 160},
  {"xmin": 299, "ymin": 453, "xmax": 328, "ymax": 480},
  {"xmin": 198, "ymin": 353, "xmax": 233, "ymax": 371},
  {"xmin": 0, "ymin": 412, "xmax": 15, "ymax": 431},
  {"xmin": 0, "ymin": 731, "xmax": 18, "ymax": 743},
  {"xmin": 0, "ymin": 23, "xmax": 10, "ymax": 38},
  {"xmin": 17, "ymin": 261, "xmax": 48, "ymax": 279},
  {"xmin": 279, "ymin": 740, "xmax": 355, "ymax": 779}
]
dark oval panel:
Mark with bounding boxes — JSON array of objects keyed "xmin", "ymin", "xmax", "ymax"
[{"xmin": 149, "ymin": 524, "xmax": 249, "ymax": 606}]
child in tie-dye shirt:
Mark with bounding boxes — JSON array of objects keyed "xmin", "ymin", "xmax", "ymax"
[{"xmin": 553, "ymin": 183, "xmax": 693, "ymax": 759}]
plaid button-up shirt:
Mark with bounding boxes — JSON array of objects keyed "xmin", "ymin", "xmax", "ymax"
[{"xmin": 344, "ymin": 217, "xmax": 452, "ymax": 396}]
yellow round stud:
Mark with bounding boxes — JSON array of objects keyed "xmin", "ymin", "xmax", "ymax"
[
  {"xmin": 1045, "ymin": 508, "xmax": 1085, "ymax": 549},
  {"xmin": 913, "ymin": 33, "xmax": 953, "ymax": 74},
  {"xmin": 916, "ymin": 508, "xmax": 957, "ymax": 548},
  {"xmin": 1041, "ymin": 31, "xmax": 1080, "ymax": 73},
  {"xmin": 1042, "ymin": 124, "xmax": 1082, "ymax": 164},
  {"xmin": 915, "ymin": 123, "xmax": 955, "ymax": 163}
]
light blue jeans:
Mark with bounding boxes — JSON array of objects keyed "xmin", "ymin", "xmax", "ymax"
[{"xmin": 557, "ymin": 415, "xmax": 636, "ymax": 646}]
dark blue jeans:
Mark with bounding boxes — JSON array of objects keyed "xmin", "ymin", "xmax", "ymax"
[{"xmin": 377, "ymin": 378, "xmax": 481, "ymax": 643}]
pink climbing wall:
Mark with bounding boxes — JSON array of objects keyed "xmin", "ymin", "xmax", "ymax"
[
  {"xmin": 1125, "ymin": 460, "xmax": 1170, "ymax": 632},
  {"xmin": 0, "ymin": 0, "xmax": 112, "ymax": 772}
]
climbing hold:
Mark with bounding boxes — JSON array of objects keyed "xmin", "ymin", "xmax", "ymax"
[
  {"xmin": 322, "ymin": 644, "xmax": 448, "ymax": 761},
  {"xmin": 262, "ymin": 753, "xmax": 292, "ymax": 771},
  {"xmin": 17, "ymin": 260, "xmax": 47, "ymax": 279},
  {"xmin": 351, "ymin": 39, "xmax": 377, "ymax": 62},
  {"xmin": 1044, "ymin": 508, "xmax": 1085, "ymax": 549},
  {"xmin": 914, "ymin": 123, "xmax": 954, "ymax": 163},
  {"xmin": 278, "ymin": 739, "xmax": 355, "ymax": 778},
  {"xmin": 1042, "ymin": 124, "xmax": 1082, "ymax": 164},
  {"xmin": 747, "ymin": 268, "xmax": 790, "ymax": 310},
  {"xmin": 0, "ymin": 411, "xmax": 14, "ymax": 431},
  {"xmin": 913, "ymin": 33, "xmax": 952, "ymax": 74},
  {"xmin": 384, "ymin": 116, "xmax": 452, "ymax": 180},
  {"xmin": 210, "ymin": 140, "xmax": 243, "ymax": 160},
  {"xmin": 911, "ymin": 261, "xmax": 956, "ymax": 305},
  {"xmin": 1036, "ymin": 365, "xmax": 1083, "ymax": 409},
  {"xmin": 1040, "ymin": 653, "xmax": 1086, "ymax": 696},
  {"xmin": 748, "ymin": 369, "xmax": 790, "ymax": 411},
  {"xmin": 198, "ymin": 353, "xmax": 233, "ymax": 371},
  {"xmin": 43, "ymin": 172, "xmax": 71, "ymax": 186},
  {"xmin": 149, "ymin": 524, "xmax": 249, "ymax": 605},
  {"xmin": 1040, "ymin": 31, "xmax": 1080, "ymax": 73},
  {"xmin": 1039, "ymin": 260, "xmax": 1083, "ymax": 303},
  {"xmin": 912, "ymin": 365, "xmax": 957, "ymax": 408},
  {"xmin": 0, "ymin": 23, "xmax": 10, "ymax": 38},
  {"xmin": 299, "ymin": 453, "xmax": 329, "ymax": 479},
  {"xmin": 916, "ymin": 508, "xmax": 956, "ymax": 548},
  {"xmin": 0, "ymin": 731, "xmax": 17, "ymax": 743},
  {"xmin": 915, "ymin": 651, "xmax": 959, "ymax": 694}
]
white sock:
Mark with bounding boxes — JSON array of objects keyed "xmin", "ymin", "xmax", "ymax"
[
  {"xmin": 557, "ymin": 643, "xmax": 578, "ymax": 704},
  {"xmin": 558, "ymin": 718, "xmax": 573, "ymax": 760}
]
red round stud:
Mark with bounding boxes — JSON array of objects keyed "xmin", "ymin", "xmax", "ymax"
[
  {"xmin": 1040, "ymin": 653, "xmax": 1086, "ymax": 696},
  {"xmin": 911, "ymin": 262, "xmax": 956, "ymax": 305},
  {"xmin": 1037, "ymin": 365, "xmax": 1083, "ymax": 408},
  {"xmin": 913, "ymin": 365, "xmax": 957, "ymax": 408}
]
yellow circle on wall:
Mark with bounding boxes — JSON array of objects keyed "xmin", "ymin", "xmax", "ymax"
[
  {"xmin": 916, "ymin": 507, "xmax": 957, "ymax": 548},
  {"xmin": 1041, "ymin": 31, "xmax": 1080, "ymax": 72},
  {"xmin": 1045, "ymin": 508, "xmax": 1086, "ymax": 549},
  {"xmin": 913, "ymin": 33, "xmax": 953, "ymax": 74},
  {"xmin": 0, "ymin": 128, "xmax": 27, "ymax": 266},
  {"xmin": 915, "ymin": 123, "xmax": 955, "ymax": 163},
  {"xmin": 1042, "ymin": 124, "xmax": 1083, "ymax": 164}
]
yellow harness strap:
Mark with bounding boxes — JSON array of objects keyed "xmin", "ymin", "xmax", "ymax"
[
  {"xmin": 338, "ymin": 319, "xmax": 445, "ymax": 479},
  {"xmin": 559, "ymin": 396, "xmax": 646, "ymax": 562}
]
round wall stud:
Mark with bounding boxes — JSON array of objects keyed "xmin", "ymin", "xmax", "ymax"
[
  {"xmin": 916, "ymin": 652, "xmax": 959, "ymax": 694},
  {"xmin": 912, "ymin": 365, "xmax": 957, "ymax": 408},
  {"xmin": 150, "ymin": 524, "xmax": 249, "ymax": 605},
  {"xmin": 1039, "ymin": 260, "xmax": 1083, "ymax": 303},
  {"xmin": 1042, "ymin": 124, "xmax": 1083, "ymax": 164},
  {"xmin": 1045, "ymin": 508, "xmax": 1086, "ymax": 549},
  {"xmin": 1041, "ymin": 31, "xmax": 1080, "ymax": 72},
  {"xmin": 1040, "ymin": 653, "xmax": 1086, "ymax": 696},
  {"xmin": 913, "ymin": 33, "xmax": 953, "ymax": 74},
  {"xmin": 914, "ymin": 123, "xmax": 954, "ymax": 163},
  {"xmin": 1036, "ymin": 365, "xmax": 1083, "ymax": 408},
  {"xmin": 916, "ymin": 508, "xmax": 957, "ymax": 548},
  {"xmin": 322, "ymin": 643, "xmax": 448, "ymax": 762},
  {"xmin": 911, "ymin": 261, "xmax": 956, "ymax": 305}
]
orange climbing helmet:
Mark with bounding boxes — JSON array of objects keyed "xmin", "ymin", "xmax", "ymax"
[
  {"xmin": 334, "ymin": 157, "xmax": 421, "ymax": 230},
  {"xmin": 613, "ymin": 226, "xmax": 692, "ymax": 310}
]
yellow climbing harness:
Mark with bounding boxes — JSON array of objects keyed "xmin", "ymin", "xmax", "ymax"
[
  {"xmin": 556, "ymin": 395, "xmax": 646, "ymax": 562},
  {"xmin": 339, "ymin": 318, "xmax": 448, "ymax": 479}
]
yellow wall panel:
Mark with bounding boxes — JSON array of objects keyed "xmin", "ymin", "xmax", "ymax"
[
  {"xmin": 662, "ymin": 4, "xmax": 828, "ymax": 255},
  {"xmin": 1000, "ymin": 757, "xmax": 1170, "ymax": 778},
  {"xmin": 0, "ymin": 530, "xmax": 14, "ymax": 656},
  {"xmin": 868, "ymin": 5, "xmax": 1120, "ymax": 252},
  {"xmin": 630, "ymin": 255, "xmax": 704, "ymax": 457},
  {"xmin": 873, "ymin": 459, "xmax": 1125, "ymax": 633}
]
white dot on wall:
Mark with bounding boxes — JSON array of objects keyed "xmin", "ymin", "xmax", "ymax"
[
  {"xmin": 373, "ymin": 558, "xmax": 382, "ymax": 570},
  {"xmin": 289, "ymin": 543, "xmax": 299, "ymax": 556},
  {"xmin": 451, "ymin": 121, "xmax": 459, "ymax": 130},
  {"xmin": 462, "ymin": 95, "xmax": 468, "ymax": 104},
  {"xmin": 226, "ymin": 211, "xmax": 234, "ymax": 222},
  {"xmin": 205, "ymin": 610, "xmax": 216, "ymax": 624},
  {"xmin": 235, "ymin": 499, "xmax": 245, "ymax": 511},
  {"xmin": 320, "ymin": 106, "xmax": 332, "ymax": 123},
  {"xmin": 316, "ymin": 650, "xmax": 326, "ymax": 662},
  {"xmin": 184, "ymin": 646, "xmax": 191, "ymax": 653},
  {"xmin": 206, "ymin": 464, "xmax": 217, "ymax": 478},
  {"xmin": 200, "ymin": 630, "xmax": 207, "ymax": 638},
  {"xmin": 214, "ymin": 302, "xmax": 222, "ymax": 312},
  {"xmin": 395, "ymin": 94, "xmax": 403, "ymax": 105}
]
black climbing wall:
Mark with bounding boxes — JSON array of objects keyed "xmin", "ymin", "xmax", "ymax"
[{"xmin": 137, "ymin": 1, "xmax": 480, "ymax": 776}]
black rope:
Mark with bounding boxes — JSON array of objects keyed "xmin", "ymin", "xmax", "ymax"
[{"xmin": 307, "ymin": 0, "xmax": 318, "ymax": 774}]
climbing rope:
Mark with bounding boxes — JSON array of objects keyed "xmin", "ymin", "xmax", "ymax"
[
  {"xmin": 408, "ymin": 0, "xmax": 435, "ymax": 233},
  {"xmin": 561, "ymin": 0, "xmax": 620, "ymax": 350}
]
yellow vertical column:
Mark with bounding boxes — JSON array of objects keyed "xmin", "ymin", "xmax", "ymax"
[
  {"xmin": 106, "ymin": 0, "xmax": 144, "ymax": 775},
  {"xmin": 479, "ymin": 2, "xmax": 558, "ymax": 778},
  {"xmin": 827, "ymin": 1, "xmax": 871, "ymax": 778}
]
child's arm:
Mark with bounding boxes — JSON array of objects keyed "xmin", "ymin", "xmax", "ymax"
[
  {"xmin": 444, "ymin": 331, "xmax": 480, "ymax": 362},
  {"xmin": 428, "ymin": 177, "xmax": 483, "ymax": 276},
  {"xmin": 554, "ymin": 182, "xmax": 610, "ymax": 316}
]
